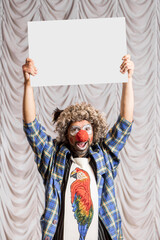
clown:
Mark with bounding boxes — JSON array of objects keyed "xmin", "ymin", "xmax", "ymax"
[{"xmin": 23, "ymin": 55, "xmax": 134, "ymax": 240}]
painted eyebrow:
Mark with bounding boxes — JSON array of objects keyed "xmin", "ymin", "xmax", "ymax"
[
  {"xmin": 83, "ymin": 124, "xmax": 92, "ymax": 128},
  {"xmin": 70, "ymin": 126, "xmax": 81, "ymax": 129},
  {"xmin": 70, "ymin": 124, "xmax": 92, "ymax": 129}
]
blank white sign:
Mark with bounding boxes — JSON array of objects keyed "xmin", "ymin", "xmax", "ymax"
[{"xmin": 28, "ymin": 18, "xmax": 127, "ymax": 87}]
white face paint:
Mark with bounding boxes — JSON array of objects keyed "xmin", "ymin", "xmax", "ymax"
[
  {"xmin": 67, "ymin": 120, "xmax": 93, "ymax": 157},
  {"xmin": 69, "ymin": 124, "xmax": 92, "ymax": 136}
]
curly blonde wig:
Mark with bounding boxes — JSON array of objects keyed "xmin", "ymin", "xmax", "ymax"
[{"xmin": 53, "ymin": 102, "xmax": 108, "ymax": 144}]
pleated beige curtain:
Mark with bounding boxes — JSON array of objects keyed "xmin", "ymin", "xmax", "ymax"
[{"xmin": 0, "ymin": 0, "xmax": 160, "ymax": 240}]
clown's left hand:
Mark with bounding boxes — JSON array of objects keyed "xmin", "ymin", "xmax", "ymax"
[{"xmin": 120, "ymin": 54, "xmax": 134, "ymax": 79}]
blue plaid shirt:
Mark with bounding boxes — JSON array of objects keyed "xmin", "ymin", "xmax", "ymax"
[{"xmin": 24, "ymin": 115, "xmax": 132, "ymax": 240}]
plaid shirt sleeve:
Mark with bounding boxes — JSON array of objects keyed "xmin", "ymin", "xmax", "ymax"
[
  {"xmin": 23, "ymin": 117, "xmax": 56, "ymax": 181},
  {"xmin": 103, "ymin": 115, "xmax": 133, "ymax": 177}
]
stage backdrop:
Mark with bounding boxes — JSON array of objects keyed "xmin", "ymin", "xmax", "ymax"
[{"xmin": 0, "ymin": 0, "xmax": 160, "ymax": 240}]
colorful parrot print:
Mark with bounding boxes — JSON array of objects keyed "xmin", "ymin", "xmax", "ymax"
[{"xmin": 70, "ymin": 168, "xmax": 94, "ymax": 240}]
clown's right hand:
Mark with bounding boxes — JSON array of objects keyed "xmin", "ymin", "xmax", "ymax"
[{"xmin": 22, "ymin": 58, "xmax": 37, "ymax": 84}]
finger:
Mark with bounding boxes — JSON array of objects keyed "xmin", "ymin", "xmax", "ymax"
[
  {"xmin": 120, "ymin": 67, "xmax": 127, "ymax": 73},
  {"xmin": 121, "ymin": 66, "xmax": 133, "ymax": 77},
  {"xmin": 27, "ymin": 61, "xmax": 35, "ymax": 68},
  {"xmin": 125, "ymin": 63, "xmax": 134, "ymax": 71},
  {"xmin": 120, "ymin": 60, "xmax": 129, "ymax": 68},
  {"xmin": 120, "ymin": 62, "xmax": 127, "ymax": 70},
  {"xmin": 121, "ymin": 67, "xmax": 128, "ymax": 74},
  {"xmin": 23, "ymin": 65, "xmax": 37, "ymax": 76},
  {"xmin": 26, "ymin": 58, "xmax": 34, "ymax": 64},
  {"xmin": 120, "ymin": 64, "xmax": 129, "ymax": 73},
  {"xmin": 120, "ymin": 59, "xmax": 131, "ymax": 68},
  {"xmin": 120, "ymin": 62, "xmax": 133, "ymax": 72},
  {"xmin": 122, "ymin": 54, "xmax": 130, "ymax": 60},
  {"xmin": 122, "ymin": 62, "xmax": 131, "ymax": 69},
  {"xmin": 25, "ymin": 61, "xmax": 37, "ymax": 72}
]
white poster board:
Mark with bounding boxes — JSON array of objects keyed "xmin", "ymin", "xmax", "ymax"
[{"xmin": 28, "ymin": 18, "xmax": 127, "ymax": 87}]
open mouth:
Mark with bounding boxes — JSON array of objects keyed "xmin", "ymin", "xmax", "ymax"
[{"xmin": 76, "ymin": 141, "xmax": 88, "ymax": 150}]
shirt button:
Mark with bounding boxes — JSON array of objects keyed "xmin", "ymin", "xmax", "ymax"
[{"xmin": 53, "ymin": 220, "xmax": 57, "ymax": 224}]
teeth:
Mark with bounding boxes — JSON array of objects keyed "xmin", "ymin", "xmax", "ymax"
[
  {"xmin": 78, "ymin": 142, "xmax": 85, "ymax": 147},
  {"xmin": 76, "ymin": 142, "xmax": 87, "ymax": 150}
]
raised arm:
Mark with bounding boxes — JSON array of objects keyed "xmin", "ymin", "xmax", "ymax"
[
  {"xmin": 120, "ymin": 54, "xmax": 134, "ymax": 122},
  {"xmin": 22, "ymin": 58, "xmax": 37, "ymax": 123}
]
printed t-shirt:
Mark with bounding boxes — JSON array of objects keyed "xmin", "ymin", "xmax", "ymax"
[{"xmin": 64, "ymin": 157, "xmax": 98, "ymax": 240}]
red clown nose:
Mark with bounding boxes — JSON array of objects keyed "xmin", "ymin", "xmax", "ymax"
[{"xmin": 75, "ymin": 130, "xmax": 89, "ymax": 142}]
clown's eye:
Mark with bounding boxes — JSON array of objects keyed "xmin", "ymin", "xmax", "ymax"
[
  {"xmin": 83, "ymin": 125, "xmax": 92, "ymax": 135},
  {"xmin": 70, "ymin": 127, "xmax": 80, "ymax": 136}
]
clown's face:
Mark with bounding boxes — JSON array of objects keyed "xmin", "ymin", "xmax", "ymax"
[{"xmin": 67, "ymin": 120, "xmax": 93, "ymax": 157}]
